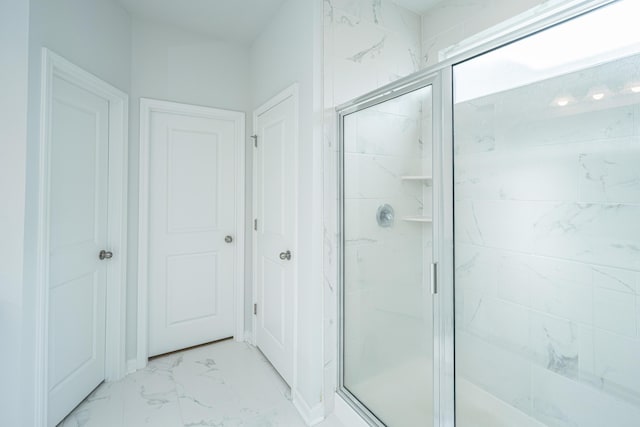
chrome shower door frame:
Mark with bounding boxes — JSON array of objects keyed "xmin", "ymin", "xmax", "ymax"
[{"xmin": 337, "ymin": 71, "xmax": 448, "ymax": 427}]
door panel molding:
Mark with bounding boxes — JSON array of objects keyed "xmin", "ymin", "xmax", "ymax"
[
  {"xmin": 35, "ymin": 48, "xmax": 129, "ymax": 426},
  {"xmin": 137, "ymin": 98, "xmax": 245, "ymax": 367}
]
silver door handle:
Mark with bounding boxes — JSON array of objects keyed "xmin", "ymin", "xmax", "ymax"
[
  {"xmin": 225, "ymin": 235, "xmax": 233, "ymax": 243},
  {"xmin": 99, "ymin": 250, "xmax": 113, "ymax": 260},
  {"xmin": 431, "ymin": 263, "xmax": 437, "ymax": 294},
  {"xmin": 279, "ymin": 250, "xmax": 291, "ymax": 261}
]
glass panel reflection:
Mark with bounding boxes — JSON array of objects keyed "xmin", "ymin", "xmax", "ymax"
[
  {"xmin": 453, "ymin": 2, "xmax": 640, "ymax": 425},
  {"xmin": 342, "ymin": 84, "xmax": 434, "ymax": 426}
]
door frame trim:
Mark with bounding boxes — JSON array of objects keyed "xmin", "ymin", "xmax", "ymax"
[
  {"xmin": 137, "ymin": 98, "xmax": 246, "ymax": 368},
  {"xmin": 251, "ymin": 83, "xmax": 300, "ymax": 389},
  {"xmin": 34, "ymin": 48, "xmax": 129, "ymax": 426}
]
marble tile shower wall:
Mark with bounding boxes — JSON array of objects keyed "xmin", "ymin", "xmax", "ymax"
[
  {"xmin": 322, "ymin": 0, "xmax": 422, "ymax": 409},
  {"xmin": 454, "ymin": 62, "xmax": 640, "ymax": 425},
  {"xmin": 324, "ymin": 0, "xmax": 421, "ymax": 106}
]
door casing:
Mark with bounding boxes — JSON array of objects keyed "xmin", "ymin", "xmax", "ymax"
[
  {"xmin": 34, "ymin": 48, "xmax": 129, "ymax": 426},
  {"xmin": 137, "ymin": 98, "xmax": 246, "ymax": 368}
]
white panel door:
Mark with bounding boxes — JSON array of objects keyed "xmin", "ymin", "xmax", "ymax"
[
  {"xmin": 254, "ymin": 92, "xmax": 297, "ymax": 386},
  {"xmin": 148, "ymin": 108, "xmax": 238, "ymax": 357},
  {"xmin": 48, "ymin": 75, "xmax": 109, "ymax": 426}
]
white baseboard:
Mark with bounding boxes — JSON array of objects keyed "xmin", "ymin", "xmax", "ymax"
[
  {"xmin": 243, "ymin": 330, "xmax": 254, "ymax": 344},
  {"xmin": 334, "ymin": 393, "xmax": 369, "ymax": 427},
  {"xmin": 293, "ymin": 390, "xmax": 325, "ymax": 426},
  {"xmin": 126, "ymin": 359, "xmax": 137, "ymax": 374}
]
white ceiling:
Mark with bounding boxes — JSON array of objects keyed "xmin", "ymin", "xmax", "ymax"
[
  {"xmin": 118, "ymin": 0, "xmax": 287, "ymax": 45},
  {"xmin": 393, "ymin": 0, "xmax": 445, "ymax": 15}
]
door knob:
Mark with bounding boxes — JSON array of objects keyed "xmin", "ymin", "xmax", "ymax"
[
  {"xmin": 99, "ymin": 250, "xmax": 113, "ymax": 260},
  {"xmin": 225, "ymin": 235, "xmax": 233, "ymax": 243},
  {"xmin": 279, "ymin": 250, "xmax": 291, "ymax": 261}
]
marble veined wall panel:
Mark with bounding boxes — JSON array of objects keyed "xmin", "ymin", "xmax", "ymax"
[
  {"xmin": 325, "ymin": 0, "xmax": 421, "ymax": 105},
  {"xmin": 454, "ymin": 52, "xmax": 640, "ymax": 426}
]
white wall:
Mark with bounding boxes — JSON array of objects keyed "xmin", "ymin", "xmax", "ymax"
[
  {"xmin": 8, "ymin": 0, "xmax": 326, "ymax": 423},
  {"xmin": 127, "ymin": 17, "xmax": 252, "ymax": 361},
  {"xmin": 0, "ymin": 1, "xmax": 29, "ymax": 425},
  {"xmin": 21, "ymin": 0, "xmax": 132, "ymax": 423},
  {"xmin": 9, "ymin": 1, "xmax": 323, "ymax": 423},
  {"xmin": 250, "ymin": 0, "xmax": 325, "ymax": 418},
  {"xmin": 322, "ymin": 0, "xmax": 423, "ymax": 415}
]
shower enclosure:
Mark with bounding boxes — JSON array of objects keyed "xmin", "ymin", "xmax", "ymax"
[{"xmin": 337, "ymin": 1, "xmax": 640, "ymax": 426}]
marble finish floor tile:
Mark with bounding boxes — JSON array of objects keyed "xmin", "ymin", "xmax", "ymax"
[{"xmin": 59, "ymin": 339, "xmax": 344, "ymax": 427}]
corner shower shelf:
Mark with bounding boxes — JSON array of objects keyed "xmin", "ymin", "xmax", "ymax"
[
  {"xmin": 402, "ymin": 216, "xmax": 433, "ymax": 223},
  {"xmin": 401, "ymin": 175, "xmax": 432, "ymax": 181}
]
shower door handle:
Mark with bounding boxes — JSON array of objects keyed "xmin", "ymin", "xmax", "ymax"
[{"xmin": 431, "ymin": 263, "xmax": 437, "ymax": 295}]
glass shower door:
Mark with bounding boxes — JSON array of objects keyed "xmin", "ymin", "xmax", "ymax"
[
  {"xmin": 340, "ymin": 81, "xmax": 436, "ymax": 426},
  {"xmin": 453, "ymin": 1, "xmax": 640, "ymax": 426}
]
